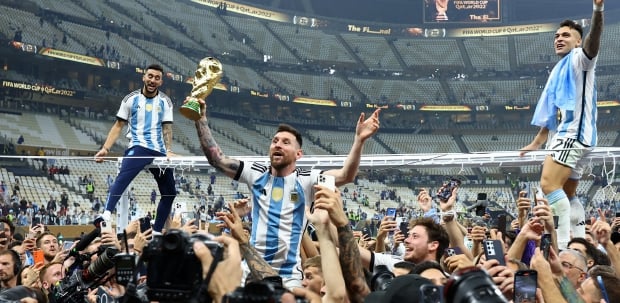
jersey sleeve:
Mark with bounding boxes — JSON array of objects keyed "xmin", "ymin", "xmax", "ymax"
[
  {"xmin": 162, "ymin": 94, "xmax": 174, "ymax": 123},
  {"xmin": 576, "ymin": 48, "xmax": 597, "ymax": 71},
  {"xmin": 116, "ymin": 93, "xmax": 134, "ymax": 121}
]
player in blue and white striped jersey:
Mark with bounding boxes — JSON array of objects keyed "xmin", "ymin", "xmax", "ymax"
[
  {"xmin": 95, "ymin": 64, "xmax": 177, "ymax": 233},
  {"xmin": 521, "ymin": 1, "xmax": 604, "ymax": 249},
  {"xmin": 192, "ymin": 96, "xmax": 380, "ymax": 288}
]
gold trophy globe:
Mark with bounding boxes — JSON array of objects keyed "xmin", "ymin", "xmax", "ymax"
[{"xmin": 180, "ymin": 57, "xmax": 223, "ymax": 120}]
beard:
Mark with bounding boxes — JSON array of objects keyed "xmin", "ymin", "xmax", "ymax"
[
  {"xmin": 270, "ymin": 155, "xmax": 292, "ymax": 171},
  {"xmin": 0, "ymin": 271, "xmax": 13, "ymax": 282}
]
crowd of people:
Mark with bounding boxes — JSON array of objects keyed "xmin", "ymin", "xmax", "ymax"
[{"xmin": 0, "ymin": 1, "xmax": 618, "ymax": 302}]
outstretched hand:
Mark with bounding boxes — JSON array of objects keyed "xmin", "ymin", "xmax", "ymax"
[
  {"xmin": 355, "ymin": 109, "xmax": 380, "ymax": 141},
  {"xmin": 519, "ymin": 142, "xmax": 541, "ymax": 157}
]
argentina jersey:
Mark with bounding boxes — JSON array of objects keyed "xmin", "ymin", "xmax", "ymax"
[
  {"xmin": 117, "ymin": 90, "xmax": 173, "ymax": 154},
  {"xmin": 237, "ymin": 161, "xmax": 321, "ymax": 280},
  {"xmin": 556, "ymin": 48, "xmax": 598, "ymax": 147}
]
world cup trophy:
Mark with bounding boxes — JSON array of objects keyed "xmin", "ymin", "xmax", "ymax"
[{"xmin": 179, "ymin": 57, "xmax": 223, "ymax": 120}]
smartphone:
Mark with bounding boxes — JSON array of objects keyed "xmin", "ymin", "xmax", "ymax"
[
  {"xmin": 386, "ymin": 208, "xmax": 397, "ymax": 219},
  {"xmin": 514, "ymin": 270, "xmax": 537, "ymax": 303},
  {"xmin": 497, "ymin": 215, "xmax": 507, "ymax": 235},
  {"xmin": 445, "ymin": 247, "xmax": 463, "ymax": 257},
  {"xmin": 316, "ymin": 174, "xmax": 336, "ymax": 191},
  {"xmin": 362, "ymin": 227, "xmax": 371, "ymax": 238},
  {"xmin": 33, "ymin": 249, "xmax": 45, "ymax": 265},
  {"xmin": 139, "ymin": 217, "xmax": 152, "ymax": 233},
  {"xmin": 100, "ymin": 220, "xmax": 113, "ymax": 234},
  {"xmin": 437, "ymin": 178, "xmax": 461, "ymax": 201},
  {"xmin": 63, "ymin": 241, "xmax": 74, "ymax": 251},
  {"xmin": 208, "ymin": 219, "xmax": 223, "ymax": 235},
  {"xmin": 615, "ymin": 212, "xmax": 620, "ymax": 218},
  {"xmin": 399, "ymin": 221, "xmax": 409, "ymax": 236},
  {"xmin": 540, "ymin": 233, "xmax": 552, "ymax": 260},
  {"xmin": 483, "ymin": 239, "xmax": 505, "ymax": 266},
  {"xmin": 420, "ymin": 284, "xmax": 444, "ymax": 303},
  {"xmin": 193, "ymin": 212, "xmax": 201, "ymax": 228},
  {"xmin": 181, "ymin": 212, "xmax": 194, "ymax": 225}
]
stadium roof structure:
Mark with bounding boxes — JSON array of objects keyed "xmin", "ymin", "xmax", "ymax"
[{"xmin": 150, "ymin": 147, "xmax": 620, "ymax": 170}]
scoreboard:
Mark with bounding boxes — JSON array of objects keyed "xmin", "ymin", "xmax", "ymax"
[{"xmin": 424, "ymin": 0, "xmax": 501, "ymax": 23}]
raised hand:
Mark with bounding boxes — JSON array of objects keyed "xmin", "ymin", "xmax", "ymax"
[{"xmin": 355, "ymin": 109, "xmax": 380, "ymax": 141}]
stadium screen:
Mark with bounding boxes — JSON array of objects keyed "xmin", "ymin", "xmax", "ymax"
[{"xmin": 424, "ymin": 0, "xmax": 501, "ymax": 23}]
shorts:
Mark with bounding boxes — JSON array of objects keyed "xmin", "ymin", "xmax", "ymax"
[{"xmin": 547, "ymin": 136, "xmax": 592, "ymax": 179}]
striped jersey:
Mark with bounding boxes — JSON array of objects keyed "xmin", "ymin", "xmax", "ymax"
[
  {"xmin": 237, "ymin": 161, "xmax": 321, "ymax": 281},
  {"xmin": 117, "ymin": 90, "xmax": 173, "ymax": 154},
  {"xmin": 555, "ymin": 48, "xmax": 598, "ymax": 147}
]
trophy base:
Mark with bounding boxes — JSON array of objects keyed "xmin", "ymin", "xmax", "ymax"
[{"xmin": 179, "ymin": 106, "xmax": 202, "ymax": 121}]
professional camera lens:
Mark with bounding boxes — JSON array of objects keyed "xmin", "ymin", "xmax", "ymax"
[
  {"xmin": 370, "ymin": 265, "xmax": 395, "ymax": 291},
  {"xmin": 83, "ymin": 247, "xmax": 118, "ymax": 283},
  {"xmin": 445, "ymin": 267, "xmax": 507, "ymax": 303}
]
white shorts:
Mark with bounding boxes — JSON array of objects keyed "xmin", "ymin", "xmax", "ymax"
[{"xmin": 547, "ymin": 136, "xmax": 592, "ymax": 179}]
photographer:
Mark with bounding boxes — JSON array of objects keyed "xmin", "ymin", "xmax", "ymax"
[{"xmin": 193, "ymin": 234, "xmax": 242, "ymax": 303}]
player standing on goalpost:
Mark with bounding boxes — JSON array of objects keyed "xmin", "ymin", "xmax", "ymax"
[
  {"xmin": 94, "ymin": 64, "xmax": 177, "ymax": 233},
  {"xmin": 521, "ymin": 0, "xmax": 604, "ymax": 249}
]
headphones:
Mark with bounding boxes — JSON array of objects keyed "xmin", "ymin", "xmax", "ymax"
[{"xmin": 8, "ymin": 249, "xmax": 21, "ymax": 276}]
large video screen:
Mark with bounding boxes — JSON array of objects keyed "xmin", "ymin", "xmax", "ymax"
[{"xmin": 424, "ymin": 0, "xmax": 501, "ymax": 23}]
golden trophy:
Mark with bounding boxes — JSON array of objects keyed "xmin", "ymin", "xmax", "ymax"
[{"xmin": 179, "ymin": 57, "xmax": 223, "ymax": 120}]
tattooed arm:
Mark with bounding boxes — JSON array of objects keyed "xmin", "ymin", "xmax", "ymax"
[
  {"xmin": 192, "ymin": 98, "xmax": 241, "ymax": 178},
  {"xmin": 162, "ymin": 123, "xmax": 174, "ymax": 154},
  {"xmin": 583, "ymin": 0, "xmax": 604, "ymax": 59},
  {"xmin": 239, "ymin": 243, "xmax": 278, "ymax": 283},
  {"xmin": 338, "ymin": 225, "xmax": 370, "ymax": 303}
]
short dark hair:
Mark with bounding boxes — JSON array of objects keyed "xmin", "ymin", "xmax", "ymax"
[
  {"xmin": 559, "ymin": 19, "xmax": 583, "ymax": 38},
  {"xmin": 412, "ymin": 261, "xmax": 447, "ymax": 277},
  {"xmin": 568, "ymin": 237, "xmax": 611, "ymax": 267},
  {"xmin": 409, "ymin": 217, "xmax": 450, "ymax": 263},
  {"xmin": 146, "ymin": 64, "xmax": 164, "ymax": 73},
  {"xmin": 276, "ymin": 124, "xmax": 303, "ymax": 148},
  {"xmin": 394, "ymin": 261, "xmax": 416, "ymax": 274},
  {"xmin": 0, "ymin": 217, "xmax": 15, "ymax": 235}
]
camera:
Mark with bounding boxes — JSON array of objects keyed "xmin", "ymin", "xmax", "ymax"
[
  {"xmin": 224, "ymin": 277, "xmax": 308, "ymax": 303},
  {"xmin": 370, "ymin": 265, "xmax": 395, "ymax": 291},
  {"xmin": 50, "ymin": 247, "xmax": 118, "ymax": 303},
  {"xmin": 143, "ymin": 229, "xmax": 223, "ymax": 302},
  {"xmin": 444, "ymin": 267, "xmax": 507, "ymax": 303},
  {"xmin": 437, "ymin": 179, "xmax": 461, "ymax": 201}
]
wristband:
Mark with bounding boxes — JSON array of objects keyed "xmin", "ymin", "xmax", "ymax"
[{"xmin": 594, "ymin": 3, "xmax": 604, "ymax": 12}]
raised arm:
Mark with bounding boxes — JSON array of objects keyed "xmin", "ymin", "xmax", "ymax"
[
  {"xmin": 218, "ymin": 201, "xmax": 278, "ymax": 282},
  {"xmin": 583, "ymin": 0, "xmax": 604, "ymax": 59},
  {"xmin": 326, "ymin": 109, "xmax": 380, "ymax": 186},
  {"xmin": 313, "ymin": 187, "xmax": 370, "ymax": 303},
  {"xmin": 192, "ymin": 98, "xmax": 241, "ymax": 178},
  {"xmin": 307, "ymin": 206, "xmax": 349, "ymax": 303},
  {"xmin": 95, "ymin": 119, "xmax": 127, "ymax": 162}
]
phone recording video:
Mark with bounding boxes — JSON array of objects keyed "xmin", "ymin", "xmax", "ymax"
[
  {"xmin": 437, "ymin": 178, "xmax": 461, "ymax": 201},
  {"xmin": 514, "ymin": 270, "xmax": 537, "ymax": 303}
]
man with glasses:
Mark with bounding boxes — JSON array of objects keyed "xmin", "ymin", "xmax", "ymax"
[{"xmin": 559, "ymin": 249, "xmax": 588, "ymax": 289}]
